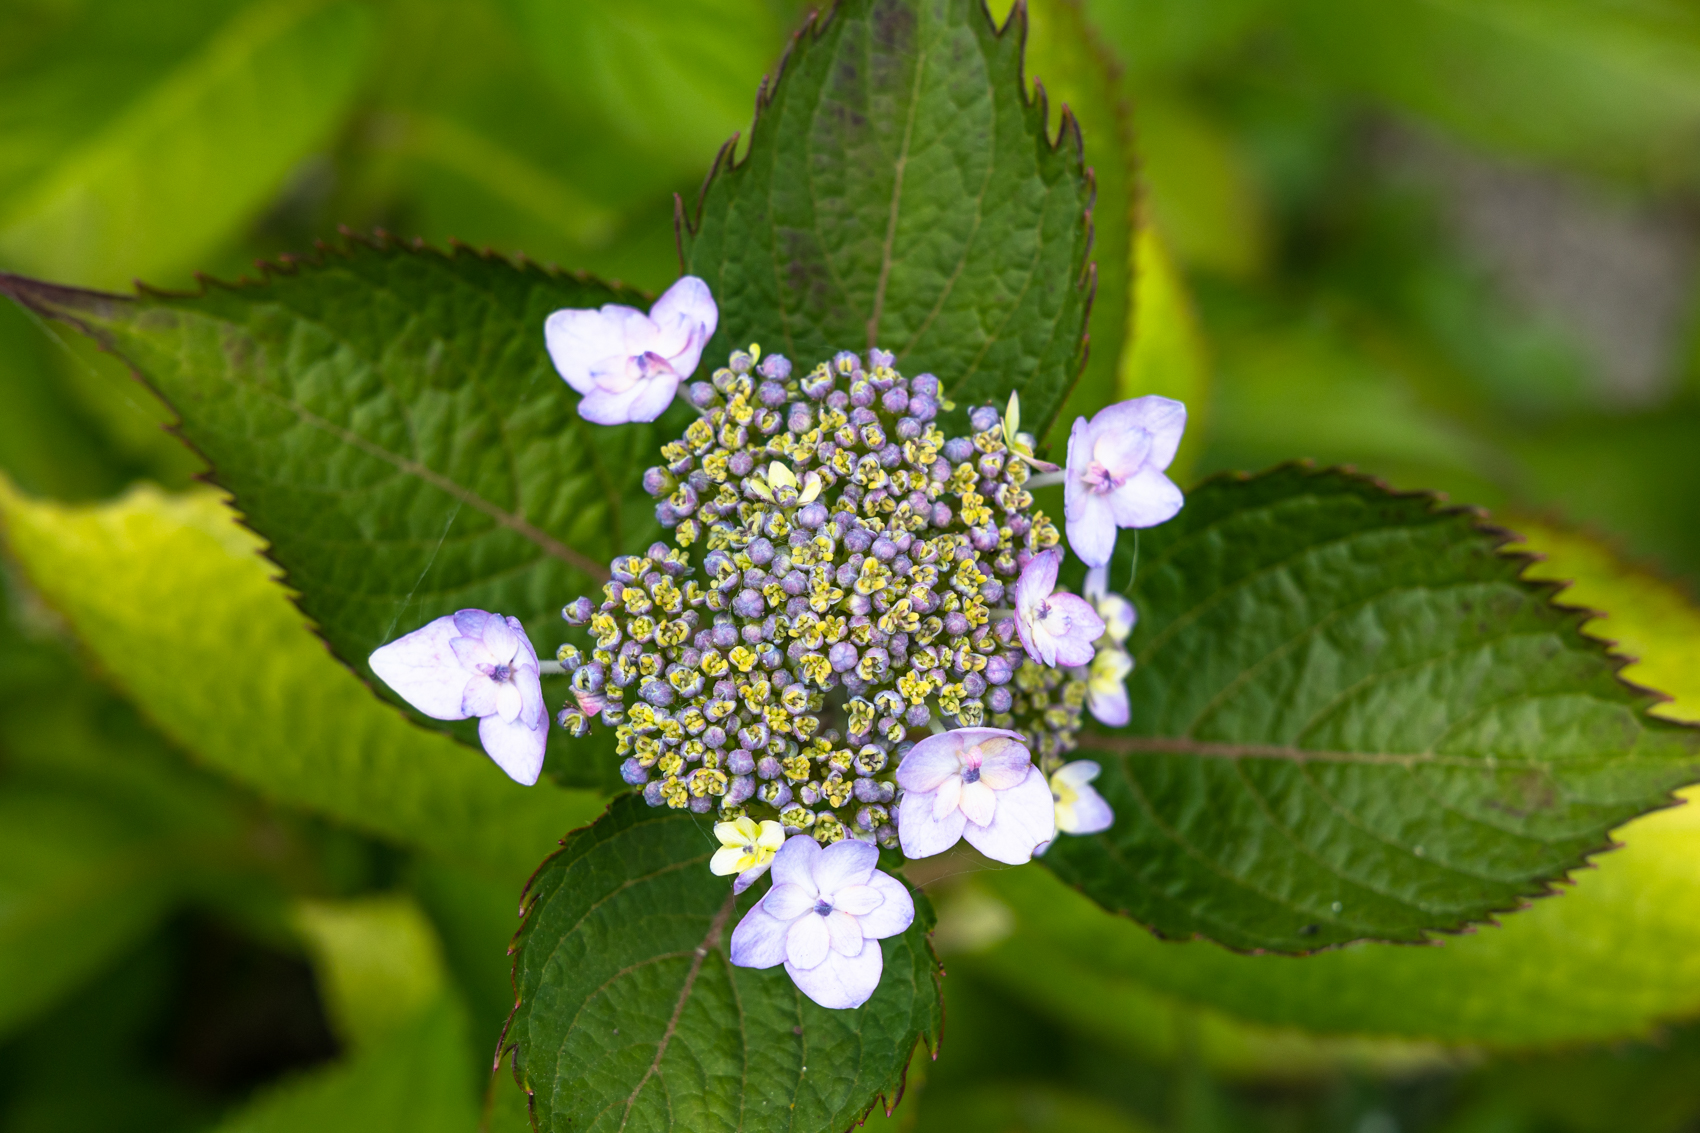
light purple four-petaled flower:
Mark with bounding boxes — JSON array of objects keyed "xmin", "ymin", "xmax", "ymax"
[
  {"xmin": 728, "ymin": 835, "xmax": 915, "ymax": 1010},
  {"xmin": 368, "ymin": 609, "xmax": 548, "ymax": 786},
  {"xmin": 1064, "ymin": 395, "xmax": 1187, "ymax": 568},
  {"xmin": 895, "ymin": 727, "xmax": 1056, "ymax": 864},
  {"xmin": 1012, "ymin": 550, "xmax": 1105, "ymax": 668},
  {"xmin": 544, "ymin": 275, "xmax": 718, "ymax": 425}
]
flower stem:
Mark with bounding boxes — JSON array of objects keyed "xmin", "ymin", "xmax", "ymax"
[
  {"xmin": 1025, "ymin": 470, "xmax": 1065, "ymax": 490},
  {"xmin": 539, "ymin": 660, "xmax": 566, "ymax": 675}
]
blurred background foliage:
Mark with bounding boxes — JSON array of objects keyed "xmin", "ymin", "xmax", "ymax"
[{"xmin": 2, "ymin": 0, "xmax": 1700, "ymax": 1130}]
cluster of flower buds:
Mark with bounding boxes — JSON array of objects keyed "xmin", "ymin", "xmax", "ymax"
[{"xmin": 553, "ymin": 344, "xmax": 1091, "ymax": 847}]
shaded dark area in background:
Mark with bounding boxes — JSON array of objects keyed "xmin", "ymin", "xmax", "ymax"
[{"xmin": 2, "ymin": 0, "xmax": 1699, "ymax": 1130}]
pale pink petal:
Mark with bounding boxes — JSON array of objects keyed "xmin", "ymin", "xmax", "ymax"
[
  {"xmin": 494, "ymin": 679, "xmax": 523, "ymax": 722},
  {"xmin": 368, "ymin": 614, "xmax": 474, "ymax": 721},
  {"xmin": 854, "ymin": 872, "xmax": 915, "ymax": 940},
  {"xmin": 453, "ymin": 608, "xmax": 494, "ymax": 638},
  {"xmin": 729, "ymin": 905, "xmax": 789, "ymax": 969},
  {"xmin": 517, "ymin": 671, "xmax": 547, "ymax": 729},
  {"xmin": 1064, "ymin": 491, "xmax": 1119, "ymax": 569},
  {"xmin": 1013, "ymin": 550, "xmax": 1059, "ymax": 615},
  {"xmin": 481, "ymin": 615, "xmax": 521, "ymax": 663},
  {"xmin": 785, "ymin": 912, "xmax": 831, "ymax": 970},
  {"xmin": 894, "ymin": 732, "xmax": 966, "ymax": 792},
  {"xmin": 786, "ymin": 942, "xmax": 883, "ymax": 1009},
  {"xmin": 762, "ymin": 882, "xmax": 815, "ymax": 921},
  {"xmin": 1040, "ymin": 593, "xmax": 1104, "ymax": 667},
  {"xmin": 459, "ymin": 673, "xmax": 499, "ymax": 718},
  {"xmin": 825, "ymin": 910, "xmax": 865, "ymax": 956},
  {"xmin": 477, "ymin": 711, "xmax": 547, "ymax": 786},
  {"xmin": 813, "ymin": 838, "xmax": 879, "ymax": 895},
  {"xmin": 648, "ymin": 276, "xmax": 718, "ymax": 375},
  {"xmin": 931, "ymin": 774, "xmax": 963, "ymax": 820},
  {"xmin": 831, "ymin": 884, "xmax": 883, "ymax": 917},
  {"xmin": 449, "ymin": 635, "xmax": 496, "ymax": 670},
  {"xmin": 958, "ymin": 780, "xmax": 997, "ymax": 826},
  {"xmin": 770, "ymin": 834, "xmax": 820, "ymax": 892},
  {"xmin": 975, "ymin": 738, "xmax": 1032, "ymax": 790},
  {"xmin": 622, "ymin": 370, "xmax": 682, "ymax": 423},
  {"xmin": 1091, "ymin": 396, "xmax": 1186, "ymax": 470},
  {"xmin": 1108, "ymin": 466, "xmax": 1184, "ymax": 529},
  {"xmin": 1061, "ymin": 781, "xmax": 1115, "ymax": 835},
  {"xmin": 964, "ymin": 766, "xmax": 1055, "ymax": 864},
  {"xmin": 544, "ymin": 306, "xmax": 637, "ymax": 394},
  {"xmin": 1087, "ymin": 679, "xmax": 1130, "ymax": 726},
  {"xmin": 578, "ymin": 383, "xmax": 654, "ymax": 426},
  {"xmin": 1092, "ymin": 426, "xmax": 1154, "ymax": 482},
  {"xmin": 898, "ymin": 788, "xmax": 967, "ymax": 859}
]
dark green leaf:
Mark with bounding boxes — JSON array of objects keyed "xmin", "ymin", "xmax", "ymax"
[
  {"xmin": 681, "ymin": 0, "xmax": 1094, "ymax": 437},
  {"xmin": 1045, "ymin": 465, "xmax": 1700, "ymax": 953},
  {"xmin": 0, "ymin": 243, "xmax": 671, "ymax": 747},
  {"xmin": 507, "ymin": 795, "xmax": 942, "ymax": 1133}
]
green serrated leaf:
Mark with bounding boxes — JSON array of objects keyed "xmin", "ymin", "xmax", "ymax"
[
  {"xmin": 0, "ymin": 481, "xmax": 605, "ymax": 877},
  {"xmin": 681, "ymin": 0, "xmax": 1095, "ymax": 438},
  {"xmin": 0, "ymin": 242, "xmax": 671, "ymax": 750},
  {"xmin": 1043, "ymin": 465, "xmax": 1700, "ymax": 954},
  {"xmin": 507, "ymin": 795, "xmax": 942, "ymax": 1133}
]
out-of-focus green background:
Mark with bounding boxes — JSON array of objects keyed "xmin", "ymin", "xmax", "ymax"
[{"xmin": 3, "ymin": 0, "xmax": 1700, "ymax": 1130}]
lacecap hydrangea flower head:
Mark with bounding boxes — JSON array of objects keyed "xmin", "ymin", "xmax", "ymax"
[{"xmin": 366, "ymin": 277, "xmax": 1186, "ymax": 1010}]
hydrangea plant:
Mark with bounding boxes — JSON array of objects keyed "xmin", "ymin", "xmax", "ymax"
[{"xmin": 2, "ymin": 0, "xmax": 1698, "ymax": 1129}]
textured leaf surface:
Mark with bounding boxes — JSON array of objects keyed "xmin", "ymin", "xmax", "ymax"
[
  {"xmin": 954, "ymin": 521, "xmax": 1700, "ymax": 1049},
  {"xmin": 507, "ymin": 795, "xmax": 942, "ymax": 1133},
  {"xmin": 681, "ymin": 0, "xmax": 1094, "ymax": 437},
  {"xmin": 0, "ymin": 243, "xmax": 670, "ymax": 753},
  {"xmin": 1044, "ymin": 465, "xmax": 1700, "ymax": 953},
  {"xmin": 0, "ymin": 482, "xmax": 604, "ymax": 877}
]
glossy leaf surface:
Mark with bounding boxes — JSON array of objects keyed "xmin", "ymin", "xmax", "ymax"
[{"xmin": 507, "ymin": 796, "xmax": 942, "ymax": 1133}]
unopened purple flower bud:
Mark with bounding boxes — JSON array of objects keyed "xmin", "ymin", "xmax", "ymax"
[
  {"xmin": 981, "ymin": 580, "xmax": 1005, "ymax": 604},
  {"xmin": 738, "ymin": 723, "xmax": 770, "ymax": 750},
  {"xmin": 758, "ymin": 381, "xmax": 787, "ymax": 406},
  {"xmin": 844, "ymin": 526, "xmax": 874, "ymax": 553},
  {"xmin": 829, "ymin": 641, "xmax": 859, "ymax": 672},
  {"xmin": 758, "ymin": 353, "xmax": 792, "ymax": 380},
  {"xmin": 943, "ymin": 437, "xmax": 974, "ymax": 463},
  {"xmin": 993, "ymin": 618, "xmax": 1016, "ymax": 644},
  {"xmin": 639, "ymin": 679, "xmax": 674, "ymax": 707},
  {"xmin": 879, "ymin": 444, "xmax": 903, "ymax": 468},
  {"xmin": 984, "ymin": 653, "xmax": 1015, "ymax": 684},
  {"xmin": 881, "ymin": 388, "xmax": 908, "ymax": 414},
  {"xmin": 786, "ymin": 597, "xmax": 810, "ymax": 618},
  {"xmin": 787, "ymin": 405, "xmax": 813, "ymax": 433},
  {"xmin": 703, "ymin": 725, "xmax": 727, "ymax": 749},
  {"xmin": 849, "ymin": 382, "xmax": 876, "ymax": 408},
  {"xmin": 642, "ymin": 467, "xmax": 673, "ymax": 497},
  {"xmin": 714, "ymin": 680, "xmax": 737, "ymax": 701},
  {"xmin": 942, "ymin": 612, "xmax": 969, "ymax": 637},
  {"xmin": 562, "ymin": 596, "xmax": 594, "ymax": 624},
  {"xmin": 800, "ymin": 783, "xmax": 822, "ymax": 805},
  {"xmin": 725, "ymin": 748, "xmax": 755, "ymax": 776},
  {"xmin": 869, "ymin": 347, "xmax": 895, "ymax": 369},
  {"xmin": 687, "ymin": 381, "xmax": 718, "ymax": 407},
  {"xmin": 747, "ymin": 537, "xmax": 774, "ymax": 566},
  {"xmin": 729, "ymin": 450, "xmax": 755, "ymax": 476},
  {"xmin": 655, "ymin": 502, "xmax": 680, "ymax": 526},
  {"xmin": 756, "ymin": 755, "xmax": 782, "ymax": 780},
  {"xmin": 620, "ymin": 758, "xmax": 650, "ymax": 785},
  {"xmin": 741, "ymin": 623, "xmax": 764, "ymax": 644},
  {"xmin": 870, "ymin": 537, "xmax": 898, "ymax": 562},
  {"xmin": 905, "ymin": 702, "xmax": 932, "ymax": 727},
  {"xmin": 896, "ymin": 417, "xmax": 922, "ymax": 440},
  {"xmin": 853, "ymin": 777, "xmax": 884, "ymax": 803},
  {"xmin": 908, "ymin": 396, "xmax": 937, "ymax": 421},
  {"xmin": 970, "ymin": 525, "xmax": 998, "ymax": 552},
  {"xmin": 689, "ymin": 794, "xmax": 713, "ymax": 814},
  {"xmin": 711, "ymin": 618, "xmax": 738, "ymax": 648},
  {"xmin": 672, "ymin": 485, "xmax": 699, "ymax": 516},
  {"xmin": 931, "ymin": 503, "xmax": 953, "ymax": 527},
  {"xmin": 969, "ymin": 405, "xmax": 1000, "ymax": 432},
  {"xmin": 911, "ymin": 373, "xmax": 939, "ymax": 398},
  {"xmin": 643, "ymin": 781, "xmax": 666, "ymax": 807},
  {"xmin": 802, "ymin": 369, "xmax": 834, "ymax": 400},
  {"xmin": 732, "ymin": 589, "xmax": 765, "ymax": 618},
  {"xmin": 797, "ymin": 503, "xmax": 827, "ymax": 530},
  {"xmin": 726, "ymin": 775, "xmax": 756, "ymax": 805},
  {"xmin": 962, "ymin": 672, "xmax": 987, "ymax": 697}
]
